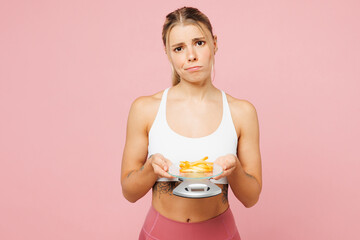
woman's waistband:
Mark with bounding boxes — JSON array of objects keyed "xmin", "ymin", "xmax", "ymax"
[{"xmin": 140, "ymin": 205, "xmax": 240, "ymax": 240}]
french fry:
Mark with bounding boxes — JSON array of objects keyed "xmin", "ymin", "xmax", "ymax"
[
  {"xmin": 179, "ymin": 156, "xmax": 213, "ymax": 173},
  {"xmin": 189, "ymin": 156, "xmax": 208, "ymax": 164}
]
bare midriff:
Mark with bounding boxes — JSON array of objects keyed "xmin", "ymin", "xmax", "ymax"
[{"xmin": 151, "ymin": 182, "xmax": 229, "ymax": 223}]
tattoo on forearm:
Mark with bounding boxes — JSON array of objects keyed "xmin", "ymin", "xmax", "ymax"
[
  {"xmin": 245, "ymin": 172, "xmax": 255, "ymax": 179},
  {"xmin": 126, "ymin": 165, "xmax": 145, "ymax": 178},
  {"xmin": 245, "ymin": 172, "xmax": 261, "ymax": 188},
  {"xmin": 221, "ymin": 184, "xmax": 229, "ymax": 204},
  {"xmin": 127, "ymin": 170, "xmax": 134, "ymax": 178},
  {"xmin": 152, "ymin": 182, "xmax": 180, "ymax": 198}
]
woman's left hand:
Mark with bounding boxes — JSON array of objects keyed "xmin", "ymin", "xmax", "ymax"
[{"xmin": 212, "ymin": 154, "xmax": 239, "ymax": 180}]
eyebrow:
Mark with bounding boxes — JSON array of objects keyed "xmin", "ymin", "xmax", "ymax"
[{"xmin": 171, "ymin": 37, "xmax": 206, "ymax": 47}]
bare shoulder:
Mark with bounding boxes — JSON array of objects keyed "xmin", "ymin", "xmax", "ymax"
[
  {"xmin": 130, "ymin": 90, "xmax": 163, "ymax": 113},
  {"xmin": 225, "ymin": 93, "xmax": 259, "ymax": 137},
  {"xmin": 226, "ymin": 93, "xmax": 257, "ymax": 115},
  {"xmin": 128, "ymin": 90, "xmax": 165, "ymax": 133}
]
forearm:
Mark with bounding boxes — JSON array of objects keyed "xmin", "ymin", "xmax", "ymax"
[
  {"xmin": 227, "ymin": 160, "xmax": 262, "ymax": 208},
  {"xmin": 121, "ymin": 159, "xmax": 157, "ymax": 203}
]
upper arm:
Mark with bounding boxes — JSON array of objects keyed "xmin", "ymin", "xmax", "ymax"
[
  {"xmin": 234, "ymin": 100, "xmax": 262, "ymax": 189},
  {"xmin": 121, "ymin": 96, "xmax": 153, "ymax": 182}
]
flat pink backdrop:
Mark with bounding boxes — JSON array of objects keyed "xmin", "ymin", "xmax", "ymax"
[{"xmin": 1, "ymin": 1, "xmax": 359, "ymax": 239}]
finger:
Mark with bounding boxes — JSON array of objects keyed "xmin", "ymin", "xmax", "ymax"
[
  {"xmin": 155, "ymin": 155, "xmax": 171, "ymax": 171},
  {"xmin": 153, "ymin": 164, "xmax": 175, "ymax": 178},
  {"xmin": 212, "ymin": 167, "xmax": 234, "ymax": 180},
  {"xmin": 214, "ymin": 158, "xmax": 226, "ymax": 167},
  {"xmin": 163, "ymin": 158, "xmax": 173, "ymax": 170},
  {"xmin": 212, "ymin": 173, "xmax": 225, "ymax": 180},
  {"xmin": 153, "ymin": 157, "xmax": 169, "ymax": 171},
  {"xmin": 161, "ymin": 169, "xmax": 175, "ymax": 178},
  {"xmin": 217, "ymin": 163, "xmax": 227, "ymax": 172}
]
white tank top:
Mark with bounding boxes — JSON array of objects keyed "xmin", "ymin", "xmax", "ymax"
[{"xmin": 147, "ymin": 87, "xmax": 238, "ymax": 184}]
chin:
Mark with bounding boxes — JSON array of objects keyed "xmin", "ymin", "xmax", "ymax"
[{"xmin": 183, "ymin": 73, "xmax": 210, "ymax": 83}]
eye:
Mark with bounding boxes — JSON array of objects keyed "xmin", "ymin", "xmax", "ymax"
[
  {"xmin": 196, "ymin": 41, "xmax": 205, "ymax": 46},
  {"xmin": 174, "ymin": 47, "xmax": 183, "ymax": 52}
]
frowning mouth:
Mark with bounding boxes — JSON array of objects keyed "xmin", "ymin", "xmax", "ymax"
[{"xmin": 185, "ymin": 66, "xmax": 202, "ymax": 72}]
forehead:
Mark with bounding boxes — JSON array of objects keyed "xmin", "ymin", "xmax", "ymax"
[{"xmin": 168, "ymin": 24, "xmax": 206, "ymax": 45}]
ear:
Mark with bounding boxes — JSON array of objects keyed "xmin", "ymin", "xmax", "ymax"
[{"xmin": 213, "ymin": 35, "xmax": 218, "ymax": 53}]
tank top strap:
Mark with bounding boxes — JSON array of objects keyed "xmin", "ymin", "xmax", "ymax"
[
  {"xmin": 156, "ymin": 87, "xmax": 170, "ymax": 124},
  {"xmin": 221, "ymin": 90, "xmax": 237, "ymax": 137}
]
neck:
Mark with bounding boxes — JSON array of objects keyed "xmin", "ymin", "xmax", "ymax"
[{"xmin": 172, "ymin": 78, "xmax": 218, "ymax": 102}]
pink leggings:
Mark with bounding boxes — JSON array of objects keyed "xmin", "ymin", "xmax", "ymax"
[{"xmin": 139, "ymin": 206, "xmax": 241, "ymax": 240}]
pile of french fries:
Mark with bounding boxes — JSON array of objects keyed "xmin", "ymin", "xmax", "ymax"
[{"xmin": 179, "ymin": 156, "xmax": 214, "ymax": 173}]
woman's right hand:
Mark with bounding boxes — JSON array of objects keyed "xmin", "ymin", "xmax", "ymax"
[{"xmin": 148, "ymin": 153, "xmax": 175, "ymax": 179}]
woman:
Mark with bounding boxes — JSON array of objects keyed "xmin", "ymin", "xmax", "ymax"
[{"xmin": 121, "ymin": 7, "xmax": 262, "ymax": 240}]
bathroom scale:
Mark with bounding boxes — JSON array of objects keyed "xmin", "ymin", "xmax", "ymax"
[{"xmin": 167, "ymin": 163, "xmax": 223, "ymax": 199}]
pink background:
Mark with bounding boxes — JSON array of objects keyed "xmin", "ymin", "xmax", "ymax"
[{"xmin": 1, "ymin": 0, "xmax": 359, "ymax": 239}]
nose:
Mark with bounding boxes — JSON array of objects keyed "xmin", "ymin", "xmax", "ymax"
[{"xmin": 187, "ymin": 47, "xmax": 197, "ymax": 62}]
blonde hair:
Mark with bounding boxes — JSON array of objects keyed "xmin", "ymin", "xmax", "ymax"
[{"xmin": 162, "ymin": 7, "xmax": 216, "ymax": 86}]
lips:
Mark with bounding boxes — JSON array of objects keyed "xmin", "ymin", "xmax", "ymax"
[{"xmin": 185, "ymin": 66, "xmax": 202, "ymax": 72}]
